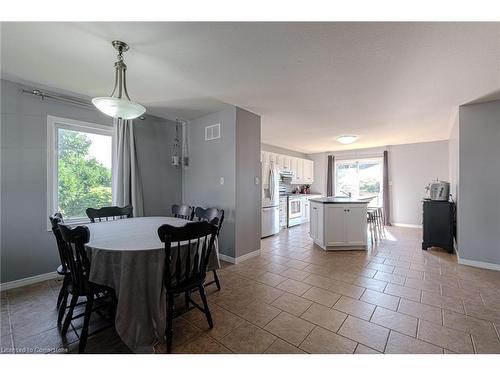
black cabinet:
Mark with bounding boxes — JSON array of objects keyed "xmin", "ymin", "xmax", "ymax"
[{"xmin": 422, "ymin": 200, "xmax": 455, "ymax": 253}]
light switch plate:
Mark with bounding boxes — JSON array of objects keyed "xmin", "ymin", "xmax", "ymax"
[
  {"xmin": 220, "ymin": 177, "xmax": 224, "ymax": 185},
  {"xmin": 255, "ymin": 177, "xmax": 260, "ymax": 185}
]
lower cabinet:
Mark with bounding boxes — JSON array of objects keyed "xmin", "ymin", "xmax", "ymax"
[
  {"xmin": 310, "ymin": 202, "xmax": 367, "ymax": 250},
  {"xmin": 279, "ymin": 197, "xmax": 288, "ymax": 229}
]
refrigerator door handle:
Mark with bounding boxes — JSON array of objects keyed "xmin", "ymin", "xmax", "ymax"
[{"xmin": 269, "ymin": 167, "xmax": 274, "ymax": 201}]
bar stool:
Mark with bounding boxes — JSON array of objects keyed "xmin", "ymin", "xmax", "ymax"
[{"xmin": 367, "ymin": 209, "xmax": 378, "ymax": 244}]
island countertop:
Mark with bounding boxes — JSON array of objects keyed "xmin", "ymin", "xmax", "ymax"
[{"xmin": 309, "ymin": 196, "xmax": 375, "ymax": 204}]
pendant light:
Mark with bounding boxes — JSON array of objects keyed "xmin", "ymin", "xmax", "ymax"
[{"xmin": 92, "ymin": 41, "xmax": 146, "ymax": 120}]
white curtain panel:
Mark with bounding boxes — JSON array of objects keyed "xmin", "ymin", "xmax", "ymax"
[{"xmin": 112, "ymin": 118, "xmax": 144, "ymax": 217}]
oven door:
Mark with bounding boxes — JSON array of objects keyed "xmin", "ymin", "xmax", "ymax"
[{"xmin": 289, "ymin": 199, "xmax": 302, "ymax": 219}]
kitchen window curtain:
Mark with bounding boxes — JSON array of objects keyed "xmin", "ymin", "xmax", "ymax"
[
  {"xmin": 326, "ymin": 154, "xmax": 335, "ymax": 196},
  {"xmin": 112, "ymin": 118, "xmax": 144, "ymax": 217},
  {"xmin": 383, "ymin": 150, "xmax": 391, "ymax": 225}
]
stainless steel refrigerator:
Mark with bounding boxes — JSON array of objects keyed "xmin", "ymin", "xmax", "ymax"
[{"xmin": 261, "ymin": 162, "xmax": 280, "ymax": 237}]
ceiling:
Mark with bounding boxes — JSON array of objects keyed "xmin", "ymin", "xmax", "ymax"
[{"xmin": 1, "ymin": 22, "xmax": 499, "ymax": 153}]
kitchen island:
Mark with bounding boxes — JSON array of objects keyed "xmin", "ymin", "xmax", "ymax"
[{"xmin": 309, "ymin": 196, "xmax": 374, "ymax": 250}]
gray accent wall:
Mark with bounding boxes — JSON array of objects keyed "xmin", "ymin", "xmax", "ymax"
[
  {"xmin": 235, "ymin": 108, "xmax": 261, "ymax": 258},
  {"xmin": 183, "ymin": 108, "xmax": 237, "ymax": 258},
  {"xmin": 458, "ymin": 100, "xmax": 500, "ymax": 266},
  {"xmin": 0, "ymin": 79, "xmax": 181, "ymax": 283},
  {"xmin": 183, "ymin": 107, "xmax": 261, "ymax": 260}
]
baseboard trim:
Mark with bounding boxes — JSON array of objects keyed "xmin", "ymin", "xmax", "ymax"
[
  {"xmin": 0, "ymin": 271, "xmax": 59, "ymax": 292},
  {"xmin": 219, "ymin": 248, "xmax": 261, "ymax": 264},
  {"xmin": 392, "ymin": 222, "xmax": 423, "ymax": 229},
  {"xmin": 457, "ymin": 256, "xmax": 500, "ymax": 271}
]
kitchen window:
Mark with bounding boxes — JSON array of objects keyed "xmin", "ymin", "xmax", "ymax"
[
  {"xmin": 335, "ymin": 157, "xmax": 383, "ymax": 206},
  {"xmin": 47, "ymin": 115, "xmax": 115, "ymax": 226}
]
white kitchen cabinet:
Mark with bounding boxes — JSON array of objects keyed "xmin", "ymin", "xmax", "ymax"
[
  {"xmin": 260, "ymin": 150, "xmax": 313, "ymax": 183},
  {"xmin": 261, "ymin": 151, "xmax": 269, "ymax": 164},
  {"xmin": 289, "ymin": 158, "xmax": 297, "ymax": 181},
  {"xmin": 296, "ymin": 159, "xmax": 304, "ymax": 181},
  {"xmin": 261, "ymin": 161, "xmax": 270, "ymax": 187},
  {"xmin": 303, "ymin": 159, "xmax": 314, "ymax": 183},
  {"xmin": 291, "ymin": 158, "xmax": 305, "ymax": 184},
  {"xmin": 302, "ymin": 198, "xmax": 310, "ymax": 223},
  {"xmin": 282, "ymin": 155, "xmax": 292, "ymax": 172},
  {"xmin": 279, "ymin": 196, "xmax": 288, "ymax": 229},
  {"xmin": 310, "ymin": 201, "xmax": 368, "ymax": 250}
]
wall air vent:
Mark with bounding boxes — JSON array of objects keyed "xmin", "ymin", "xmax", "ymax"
[{"xmin": 205, "ymin": 123, "xmax": 221, "ymax": 141}]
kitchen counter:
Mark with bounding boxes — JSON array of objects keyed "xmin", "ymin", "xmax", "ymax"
[{"xmin": 309, "ymin": 196, "xmax": 375, "ymax": 204}]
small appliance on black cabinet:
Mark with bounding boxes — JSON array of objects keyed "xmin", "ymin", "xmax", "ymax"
[{"xmin": 422, "ymin": 199, "xmax": 455, "ymax": 253}]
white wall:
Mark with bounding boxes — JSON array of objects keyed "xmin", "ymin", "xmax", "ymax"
[
  {"xmin": 389, "ymin": 141, "xmax": 449, "ymax": 226},
  {"xmin": 308, "ymin": 141, "xmax": 450, "ymax": 227}
]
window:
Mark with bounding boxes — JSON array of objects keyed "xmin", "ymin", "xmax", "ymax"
[
  {"xmin": 335, "ymin": 157, "xmax": 383, "ymax": 206},
  {"xmin": 47, "ymin": 116, "xmax": 114, "ymax": 226}
]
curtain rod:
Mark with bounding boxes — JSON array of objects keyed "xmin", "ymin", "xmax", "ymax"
[
  {"xmin": 22, "ymin": 88, "xmax": 95, "ymax": 109},
  {"xmin": 21, "ymin": 88, "xmax": 152, "ymax": 120}
]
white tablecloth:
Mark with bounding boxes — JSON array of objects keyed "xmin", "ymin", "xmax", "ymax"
[{"xmin": 85, "ymin": 216, "xmax": 220, "ymax": 353}]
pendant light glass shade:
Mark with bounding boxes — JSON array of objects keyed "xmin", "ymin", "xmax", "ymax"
[
  {"xmin": 93, "ymin": 41, "xmax": 146, "ymax": 120},
  {"xmin": 92, "ymin": 97, "xmax": 146, "ymax": 120}
]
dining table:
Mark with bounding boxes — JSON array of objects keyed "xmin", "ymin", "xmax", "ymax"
[{"xmin": 85, "ymin": 216, "xmax": 220, "ymax": 353}]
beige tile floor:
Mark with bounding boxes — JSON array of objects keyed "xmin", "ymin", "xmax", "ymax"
[{"xmin": 1, "ymin": 224, "xmax": 500, "ymax": 354}]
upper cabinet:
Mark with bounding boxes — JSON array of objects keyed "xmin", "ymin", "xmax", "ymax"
[{"xmin": 261, "ymin": 150, "xmax": 314, "ymax": 184}]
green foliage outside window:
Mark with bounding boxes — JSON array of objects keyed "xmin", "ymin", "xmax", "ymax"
[{"xmin": 58, "ymin": 130, "xmax": 112, "ymax": 218}]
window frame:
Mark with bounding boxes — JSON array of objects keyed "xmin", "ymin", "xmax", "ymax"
[
  {"xmin": 46, "ymin": 115, "xmax": 115, "ymax": 230},
  {"xmin": 334, "ymin": 156, "xmax": 384, "ymax": 205}
]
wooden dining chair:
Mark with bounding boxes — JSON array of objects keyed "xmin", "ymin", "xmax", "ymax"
[
  {"xmin": 48, "ymin": 213, "xmax": 71, "ymax": 324},
  {"xmin": 193, "ymin": 207, "xmax": 225, "ymax": 290},
  {"xmin": 171, "ymin": 204, "xmax": 194, "ymax": 220},
  {"xmin": 192, "ymin": 207, "xmax": 219, "ymax": 222},
  {"xmin": 157, "ymin": 220, "xmax": 218, "ymax": 353},
  {"xmin": 86, "ymin": 205, "xmax": 133, "ymax": 223},
  {"xmin": 57, "ymin": 223, "xmax": 116, "ymax": 353}
]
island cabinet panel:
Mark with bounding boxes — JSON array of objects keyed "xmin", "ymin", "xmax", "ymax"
[
  {"xmin": 325, "ymin": 205, "xmax": 346, "ymax": 246},
  {"xmin": 345, "ymin": 206, "xmax": 367, "ymax": 245},
  {"xmin": 310, "ymin": 201, "xmax": 324, "ymax": 245}
]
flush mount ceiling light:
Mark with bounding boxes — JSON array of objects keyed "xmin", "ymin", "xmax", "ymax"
[
  {"xmin": 336, "ymin": 135, "xmax": 358, "ymax": 144},
  {"xmin": 92, "ymin": 41, "xmax": 146, "ymax": 120}
]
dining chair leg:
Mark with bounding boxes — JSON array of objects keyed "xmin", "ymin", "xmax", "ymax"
[
  {"xmin": 62, "ymin": 294, "xmax": 78, "ymax": 335},
  {"xmin": 377, "ymin": 210, "xmax": 383, "ymax": 238},
  {"xmin": 56, "ymin": 277, "xmax": 67, "ymax": 309},
  {"xmin": 368, "ymin": 214, "xmax": 374, "ymax": 246},
  {"xmin": 213, "ymin": 270, "xmax": 221, "ymax": 291},
  {"xmin": 57, "ymin": 288, "xmax": 69, "ymax": 325},
  {"xmin": 198, "ymin": 286, "xmax": 213, "ymax": 329},
  {"xmin": 79, "ymin": 294, "xmax": 94, "ymax": 353},
  {"xmin": 166, "ymin": 293, "xmax": 174, "ymax": 354}
]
